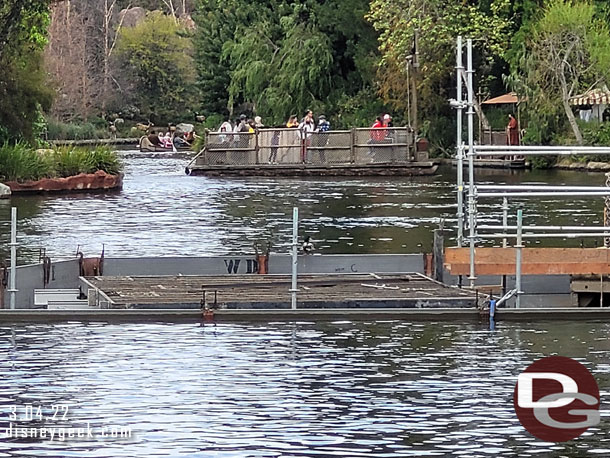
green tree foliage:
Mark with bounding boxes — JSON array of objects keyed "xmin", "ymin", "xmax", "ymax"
[
  {"xmin": 367, "ymin": 0, "xmax": 513, "ymax": 118},
  {"xmin": 193, "ymin": 0, "xmax": 380, "ymax": 126},
  {"xmin": 116, "ymin": 11, "xmax": 196, "ymax": 123},
  {"xmin": 0, "ymin": 1, "xmax": 54, "ymax": 143},
  {"xmin": 509, "ymin": 0, "xmax": 610, "ymax": 144}
]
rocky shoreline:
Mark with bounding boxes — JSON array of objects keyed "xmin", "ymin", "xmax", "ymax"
[{"xmin": 1, "ymin": 171, "xmax": 123, "ymax": 197}]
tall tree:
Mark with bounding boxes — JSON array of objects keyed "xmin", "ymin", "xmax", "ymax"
[
  {"xmin": 0, "ymin": 1, "xmax": 55, "ymax": 142},
  {"xmin": 115, "ymin": 11, "xmax": 196, "ymax": 122},
  {"xmin": 510, "ymin": 0, "xmax": 610, "ymax": 144},
  {"xmin": 366, "ymin": 0, "xmax": 513, "ymax": 119}
]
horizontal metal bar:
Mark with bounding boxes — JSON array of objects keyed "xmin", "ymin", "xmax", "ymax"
[
  {"xmin": 477, "ymin": 185, "xmax": 610, "ymax": 192},
  {"xmin": 471, "ymin": 150, "xmax": 610, "ymax": 157},
  {"xmin": 478, "ymin": 191, "xmax": 610, "ymax": 197},
  {"xmin": 477, "ymin": 225, "xmax": 610, "ymax": 232},
  {"xmin": 477, "ymin": 233, "xmax": 610, "ymax": 239},
  {"xmin": 474, "ymin": 145, "xmax": 610, "ymax": 152}
]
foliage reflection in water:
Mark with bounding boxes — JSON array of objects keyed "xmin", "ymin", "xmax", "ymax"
[{"xmin": 0, "ymin": 151, "xmax": 608, "ymax": 263}]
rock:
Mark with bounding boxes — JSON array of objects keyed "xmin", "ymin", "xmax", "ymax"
[
  {"xmin": 587, "ymin": 161, "xmax": 610, "ymax": 171},
  {"xmin": 0, "ymin": 183, "xmax": 11, "ymax": 199},
  {"xmin": 5, "ymin": 171, "xmax": 123, "ymax": 194},
  {"xmin": 119, "ymin": 7, "xmax": 147, "ymax": 28}
]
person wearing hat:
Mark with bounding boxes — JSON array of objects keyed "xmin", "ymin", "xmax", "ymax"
[
  {"xmin": 383, "ymin": 114, "xmax": 395, "ymax": 160},
  {"xmin": 313, "ymin": 115, "xmax": 330, "ymax": 163}
]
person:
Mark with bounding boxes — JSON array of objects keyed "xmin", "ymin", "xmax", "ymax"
[
  {"xmin": 254, "ymin": 116, "xmax": 264, "ymax": 129},
  {"xmin": 234, "ymin": 114, "xmax": 249, "ymax": 148},
  {"xmin": 298, "ymin": 110, "xmax": 315, "ymax": 162},
  {"xmin": 163, "ymin": 132, "xmax": 173, "ymax": 148},
  {"xmin": 218, "ymin": 118, "xmax": 233, "ymax": 145},
  {"xmin": 368, "ymin": 116, "xmax": 386, "ymax": 159},
  {"xmin": 173, "ymin": 133, "xmax": 190, "ymax": 148},
  {"xmin": 269, "ymin": 128, "xmax": 281, "ymax": 164},
  {"xmin": 139, "ymin": 130, "xmax": 162, "ymax": 151},
  {"xmin": 313, "ymin": 115, "xmax": 330, "ymax": 163},
  {"xmin": 286, "ymin": 115, "xmax": 299, "ymax": 128},
  {"xmin": 507, "ymin": 114, "xmax": 519, "ymax": 146},
  {"xmin": 384, "ymin": 114, "xmax": 396, "ymax": 161}
]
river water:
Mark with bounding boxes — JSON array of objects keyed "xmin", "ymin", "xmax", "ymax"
[
  {"xmin": 0, "ymin": 150, "xmax": 607, "ymax": 263},
  {"xmin": 0, "ymin": 319, "xmax": 608, "ymax": 457}
]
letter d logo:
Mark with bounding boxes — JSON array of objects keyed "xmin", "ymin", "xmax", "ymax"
[{"xmin": 514, "ymin": 356, "xmax": 600, "ymax": 442}]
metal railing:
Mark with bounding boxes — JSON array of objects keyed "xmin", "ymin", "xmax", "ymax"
[
  {"xmin": 196, "ymin": 127, "xmax": 416, "ymax": 166},
  {"xmin": 454, "ymin": 37, "xmax": 610, "ymax": 308}
]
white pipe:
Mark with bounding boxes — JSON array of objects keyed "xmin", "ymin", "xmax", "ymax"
[
  {"xmin": 456, "ymin": 36, "xmax": 464, "ymax": 247},
  {"xmin": 479, "ymin": 191, "xmax": 610, "ymax": 198},
  {"xmin": 479, "ymin": 225, "xmax": 610, "ymax": 231},
  {"xmin": 502, "ymin": 197, "xmax": 508, "ymax": 248},
  {"xmin": 290, "ymin": 207, "xmax": 298, "ymax": 309},
  {"xmin": 478, "ymin": 185, "xmax": 610, "ymax": 191},
  {"xmin": 467, "ymin": 38, "xmax": 476, "ymax": 287},
  {"xmin": 9, "ymin": 207, "xmax": 17, "ymax": 310},
  {"xmin": 515, "ymin": 209, "xmax": 523, "ymax": 309},
  {"xmin": 480, "ymin": 232, "xmax": 610, "ymax": 239},
  {"xmin": 475, "ymin": 145, "xmax": 610, "ymax": 152},
  {"xmin": 472, "ymin": 150, "xmax": 610, "ymax": 156}
]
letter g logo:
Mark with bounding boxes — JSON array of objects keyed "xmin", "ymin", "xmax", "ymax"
[{"xmin": 514, "ymin": 356, "xmax": 600, "ymax": 442}]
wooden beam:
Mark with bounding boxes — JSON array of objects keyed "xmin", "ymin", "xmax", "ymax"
[{"xmin": 445, "ymin": 247, "xmax": 610, "ymax": 275}]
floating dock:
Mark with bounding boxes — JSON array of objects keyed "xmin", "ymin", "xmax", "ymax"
[
  {"xmin": 81, "ymin": 273, "xmax": 477, "ymax": 309},
  {"xmin": 186, "ymin": 127, "xmax": 438, "ymax": 176}
]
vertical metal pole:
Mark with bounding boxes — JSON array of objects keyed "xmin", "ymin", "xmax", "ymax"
[
  {"xmin": 515, "ymin": 209, "xmax": 523, "ymax": 309},
  {"xmin": 9, "ymin": 207, "xmax": 17, "ymax": 310},
  {"xmin": 290, "ymin": 207, "xmax": 298, "ymax": 309},
  {"xmin": 456, "ymin": 36, "xmax": 464, "ymax": 247},
  {"xmin": 467, "ymin": 39, "xmax": 476, "ymax": 288},
  {"xmin": 605, "ymin": 172, "xmax": 610, "ymax": 248},
  {"xmin": 502, "ymin": 197, "xmax": 509, "ymax": 248}
]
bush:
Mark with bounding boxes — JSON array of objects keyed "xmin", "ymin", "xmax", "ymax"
[
  {"xmin": 0, "ymin": 141, "xmax": 52, "ymax": 181},
  {"xmin": 0, "ymin": 143, "xmax": 122, "ymax": 181},
  {"xmin": 46, "ymin": 120, "xmax": 108, "ymax": 140}
]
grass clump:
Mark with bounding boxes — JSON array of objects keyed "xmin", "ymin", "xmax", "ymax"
[
  {"xmin": 0, "ymin": 143, "xmax": 122, "ymax": 182},
  {"xmin": 0, "ymin": 141, "xmax": 52, "ymax": 181}
]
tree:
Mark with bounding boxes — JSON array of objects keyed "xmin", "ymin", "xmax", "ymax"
[
  {"xmin": 511, "ymin": 0, "xmax": 610, "ymax": 144},
  {"xmin": 0, "ymin": 1, "xmax": 55, "ymax": 142},
  {"xmin": 366, "ymin": 0, "xmax": 513, "ymax": 125},
  {"xmin": 115, "ymin": 11, "xmax": 196, "ymax": 122}
]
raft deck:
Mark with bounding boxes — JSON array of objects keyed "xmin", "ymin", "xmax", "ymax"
[{"xmin": 82, "ymin": 273, "xmax": 477, "ymax": 309}]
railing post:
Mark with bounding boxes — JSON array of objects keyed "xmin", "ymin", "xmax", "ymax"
[
  {"xmin": 255, "ymin": 131, "xmax": 259, "ymax": 164},
  {"xmin": 9, "ymin": 207, "xmax": 17, "ymax": 310},
  {"xmin": 515, "ymin": 209, "xmax": 523, "ymax": 308},
  {"xmin": 350, "ymin": 128, "xmax": 356, "ymax": 164},
  {"xmin": 290, "ymin": 207, "xmax": 299, "ymax": 309},
  {"xmin": 466, "ymin": 38, "xmax": 477, "ymax": 288}
]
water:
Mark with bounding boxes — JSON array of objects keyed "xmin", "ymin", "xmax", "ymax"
[
  {"xmin": 0, "ymin": 150, "xmax": 608, "ymax": 263},
  {"xmin": 0, "ymin": 320, "xmax": 608, "ymax": 457}
]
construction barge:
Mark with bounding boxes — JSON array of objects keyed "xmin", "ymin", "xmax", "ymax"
[
  {"xmin": 80, "ymin": 273, "xmax": 476, "ymax": 310},
  {"xmin": 185, "ymin": 127, "xmax": 438, "ymax": 176}
]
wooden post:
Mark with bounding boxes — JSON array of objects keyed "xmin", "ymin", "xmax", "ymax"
[
  {"xmin": 255, "ymin": 131, "xmax": 259, "ymax": 164},
  {"xmin": 433, "ymin": 228, "xmax": 444, "ymax": 283}
]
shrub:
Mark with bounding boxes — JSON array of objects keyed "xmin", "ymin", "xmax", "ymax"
[
  {"xmin": 0, "ymin": 143, "xmax": 122, "ymax": 181},
  {"xmin": 0, "ymin": 141, "xmax": 53, "ymax": 181}
]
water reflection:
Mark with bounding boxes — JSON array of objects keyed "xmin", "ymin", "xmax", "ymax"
[
  {"xmin": 0, "ymin": 320, "xmax": 608, "ymax": 456},
  {"xmin": 0, "ymin": 151, "xmax": 608, "ymax": 263}
]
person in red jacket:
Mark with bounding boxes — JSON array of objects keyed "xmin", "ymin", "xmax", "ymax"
[
  {"xmin": 507, "ymin": 114, "xmax": 519, "ymax": 146},
  {"xmin": 368, "ymin": 116, "xmax": 386, "ymax": 159}
]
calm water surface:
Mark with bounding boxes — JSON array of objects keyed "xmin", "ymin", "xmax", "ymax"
[
  {"xmin": 0, "ymin": 150, "xmax": 608, "ymax": 263},
  {"xmin": 0, "ymin": 320, "xmax": 609, "ymax": 457}
]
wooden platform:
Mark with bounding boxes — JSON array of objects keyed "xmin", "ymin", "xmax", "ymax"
[
  {"xmin": 445, "ymin": 247, "xmax": 610, "ymax": 275},
  {"xmin": 187, "ymin": 162, "xmax": 439, "ymax": 177},
  {"xmin": 82, "ymin": 273, "xmax": 477, "ymax": 309}
]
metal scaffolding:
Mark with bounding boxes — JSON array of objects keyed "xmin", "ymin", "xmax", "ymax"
[{"xmin": 454, "ymin": 37, "xmax": 610, "ymax": 307}]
